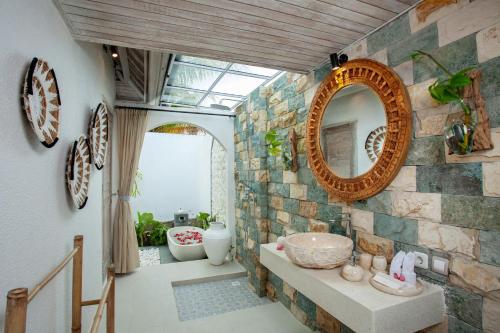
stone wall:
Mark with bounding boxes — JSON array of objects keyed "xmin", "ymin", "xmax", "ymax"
[
  {"xmin": 211, "ymin": 138, "xmax": 227, "ymax": 222},
  {"xmin": 234, "ymin": 1, "xmax": 500, "ymax": 332}
]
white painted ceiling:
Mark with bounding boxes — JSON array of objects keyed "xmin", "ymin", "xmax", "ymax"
[{"xmin": 55, "ymin": 0, "xmax": 419, "ymax": 74}]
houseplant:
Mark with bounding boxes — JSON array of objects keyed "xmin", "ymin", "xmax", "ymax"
[
  {"xmin": 265, "ymin": 129, "xmax": 292, "ymax": 170},
  {"xmin": 196, "ymin": 212, "xmax": 216, "ymax": 230},
  {"xmin": 135, "ymin": 211, "xmax": 168, "ymax": 246},
  {"xmin": 411, "ymin": 50, "xmax": 475, "ymax": 155}
]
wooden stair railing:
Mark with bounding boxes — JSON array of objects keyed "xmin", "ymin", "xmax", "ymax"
[{"xmin": 4, "ymin": 235, "xmax": 115, "ymax": 333}]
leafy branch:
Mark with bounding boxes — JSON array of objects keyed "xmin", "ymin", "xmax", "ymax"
[{"xmin": 265, "ymin": 130, "xmax": 283, "ymax": 157}]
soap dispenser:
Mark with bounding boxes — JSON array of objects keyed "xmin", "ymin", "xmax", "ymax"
[{"xmin": 341, "ymin": 255, "xmax": 364, "ymax": 282}]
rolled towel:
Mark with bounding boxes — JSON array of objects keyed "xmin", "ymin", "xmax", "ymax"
[
  {"xmin": 390, "ymin": 251, "xmax": 406, "ymax": 279},
  {"xmin": 402, "ymin": 252, "xmax": 417, "ymax": 286}
]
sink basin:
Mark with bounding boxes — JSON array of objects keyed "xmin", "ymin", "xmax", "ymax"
[{"xmin": 283, "ymin": 233, "xmax": 353, "ymax": 269}]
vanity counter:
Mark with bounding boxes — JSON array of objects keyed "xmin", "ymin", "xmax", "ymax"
[{"xmin": 260, "ymin": 243, "xmax": 445, "ymax": 333}]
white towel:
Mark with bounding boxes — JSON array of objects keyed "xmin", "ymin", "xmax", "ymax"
[
  {"xmin": 402, "ymin": 252, "xmax": 417, "ymax": 286},
  {"xmin": 389, "ymin": 251, "xmax": 406, "ymax": 278}
]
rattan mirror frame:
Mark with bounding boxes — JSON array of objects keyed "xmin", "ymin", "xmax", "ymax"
[{"xmin": 306, "ymin": 59, "xmax": 412, "ymax": 203}]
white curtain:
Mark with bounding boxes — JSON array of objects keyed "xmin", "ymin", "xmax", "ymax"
[{"xmin": 113, "ymin": 108, "xmax": 148, "ymax": 273}]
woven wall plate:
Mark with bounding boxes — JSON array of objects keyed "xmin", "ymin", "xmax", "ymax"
[
  {"xmin": 22, "ymin": 57, "xmax": 61, "ymax": 148},
  {"xmin": 365, "ymin": 126, "xmax": 387, "ymax": 162},
  {"xmin": 89, "ymin": 102, "xmax": 109, "ymax": 170},
  {"xmin": 306, "ymin": 59, "xmax": 412, "ymax": 203},
  {"xmin": 66, "ymin": 136, "xmax": 91, "ymax": 209}
]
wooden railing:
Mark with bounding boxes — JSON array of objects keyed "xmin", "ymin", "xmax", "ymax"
[{"xmin": 4, "ymin": 235, "xmax": 115, "ymax": 333}]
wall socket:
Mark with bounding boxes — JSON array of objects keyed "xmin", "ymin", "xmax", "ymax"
[{"xmin": 414, "ymin": 252, "xmax": 429, "ymax": 269}]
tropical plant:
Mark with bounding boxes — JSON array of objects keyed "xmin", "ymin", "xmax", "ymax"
[
  {"xmin": 196, "ymin": 212, "xmax": 217, "ymax": 230},
  {"xmin": 411, "ymin": 50, "xmax": 474, "ymax": 119},
  {"xmin": 130, "ymin": 169, "xmax": 143, "ymax": 198},
  {"xmin": 135, "ymin": 211, "xmax": 168, "ymax": 246},
  {"xmin": 265, "ymin": 130, "xmax": 283, "ymax": 157}
]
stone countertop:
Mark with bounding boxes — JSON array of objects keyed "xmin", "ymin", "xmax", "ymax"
[{"xmin": 260, "ymin": 243, "xmax": 445, "ymax": 333}]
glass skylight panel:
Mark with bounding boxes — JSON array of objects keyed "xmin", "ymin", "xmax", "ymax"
[
  {"xmin": 212, "ymin": 73, "xmax": 266, "ymax": 96},
  {"xmin": 175, "ymin": 55, "xmax": 229, "ymax": 69},
  {"xmin": 168, "ymin": 64, "xmax": 221, "ymax": 90},
  {"xmin": 200, "ymin": 94, "xmax": 242, "ymax": 108},
  {"xmin": 161, "ymin": 87, "xmax": 204, "ymax": 106},
  {"xmin": 230, "ymin": 64, "xmax": 279, "ymax": 77}
]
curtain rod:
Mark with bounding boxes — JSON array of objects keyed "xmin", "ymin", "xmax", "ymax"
[{"xmin": 115, "ymin": 104, "xmax": 236, "ymax": 118}]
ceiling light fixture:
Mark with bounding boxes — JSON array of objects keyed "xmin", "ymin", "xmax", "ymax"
[{"xmin": 330, "ymin": 53, "xmax": 348, "ymax": 70}]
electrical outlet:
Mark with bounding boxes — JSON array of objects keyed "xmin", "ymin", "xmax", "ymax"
[
  {"xmin": 414, "ymin": 252, "xmax": 429, "ymax": 269},
  {"xmin": 432, "ymin": 257, "xmax": 449, "ymax": 276}
]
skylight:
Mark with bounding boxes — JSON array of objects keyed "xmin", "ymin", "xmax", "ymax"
[{"xmin": 160, "ymin": 55, "xmax": 281, "ymax": 112}]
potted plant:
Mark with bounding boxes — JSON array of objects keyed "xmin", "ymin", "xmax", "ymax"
[
  {"xmin": 196, "ymin": 212, "xmax": 216, "ymax": 230},
  {"xmin": 135, "ymin": 211, "xmax": 168, "ymax": 246},
  {"xmin": 265, "ymin": 129, "xmax": 293, "ymax": 170},
  {"xmin": 412, "ymin": 50, "xmax": 475, "ymax": 155}
]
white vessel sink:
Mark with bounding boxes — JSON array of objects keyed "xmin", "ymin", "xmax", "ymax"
[{"xmin": 283, "ymin": 233, "xmax": 353, "ymax": 269}]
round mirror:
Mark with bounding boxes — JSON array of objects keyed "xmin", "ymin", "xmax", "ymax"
[{"xmin": 320, "ymin": 84, "xmax": 387, "ymax": 178}]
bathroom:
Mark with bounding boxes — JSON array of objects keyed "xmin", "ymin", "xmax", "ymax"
[{"xmin": 1, "ymin": 0, "xmax": 500, "ymax": 332}]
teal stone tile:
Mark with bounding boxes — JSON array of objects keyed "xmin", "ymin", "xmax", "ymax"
[
  {"xmin": 368, "ymin": 15, "xmax": 411, "ymax": 54},
  {"xmin": 354, "ymin": 191, "xmax": 392, "ymax": 215},
  {"xmin": 272, "ymin": 74, "xmax": 288, "ymax": 91},
  {"xmin": 307, "ymin": 185, "xmax": 328, "ymax": 204},
  {"xmin": 374, "ymin": 213, "xmax": 418, "ymax": 245},
  {"xmin": 298, "ymin": 154, "xmax": 307, "ymax": 167},
  {"xmin": 268, "ymin": 271, "xmax": 283, "ymax": 291},
  {"xmin": 298, "ymin": 167, "xmax": 315, "ymax": 186},
  {"xmin": 270, "ymin": 169, "xmax": 283, "ymax": 183},
  {"xmin": 270, "ymin": 221, "xmax": 283, "ymax": 236},
  {"xmin": 445, "ymin": 286, "xmax": 483, "ymax": 329},
  {"xmin": 416, "ymin": 163, "xmax": 482, "ymax": 195},
  {"xmin": 297, "ymin": 107, "xmax": 309, "ymax": 123},
  {"xmin": 275, "ymin": 183, "xmax": 290, "ymax": 197},
  {"xmin": 277, "ymin": 291, "xmax": 292, "ymax": 309},
  {"xmin": 448, "ymin": 315, "xmax": 482, "ymax": 333},
  {"xmin": 316, "ymin": 203, "xmax": 342, "ymax": 222},
  {"xmin": 288, "ymin": 94, "xmax": 305, "ymax": 112},
  {"xmin": 296, "ymin": 292, "xmax": 316, "ymax": 321},
  {"xmin": 414, "ymin": 34, "xmax": 478, "ymax": 84},
  {"xmin": 405, "ymin": 136, "xmax": 445, "ymax": 166},
  {"xmin": 283, "ymin": 198, "xmax": 300, "ymax": 215},
  {"xmin": 387, "ymin": 23, "xmax": 438, "ymax": 67},
  {"xmin": 442, "ymin": 194, "xmax": 500, "ymax": 231},
  {"xmin": 479, "ymin": 230, "xmax": 500, "ymax": 267},
  {"xmin": 480, "ymin": 57, "xmax": 500, "ymax": 127},
  {"xmin": 314, "ymin": 63, "xmax": 331, "ymax": 83},
  {"xmin": 292, "ymin": 215, "xmax": 309, "ymax": 232},
  {"xmin": 268, "ymin": 208, "xmax": 277, "ymax": 221},
  {"xmin": 341, "ymin": 324, "xmax": 356, "ymax": 333}
]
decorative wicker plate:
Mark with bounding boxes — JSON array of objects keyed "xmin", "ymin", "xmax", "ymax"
[
  {"xmin": 22, "ymin": 57, "xmax": 61, "ymax": 148},
  {"xmin": 66, "ymin": 136, "xmax": 91, "ymax": 209},
  {"xmin": 89, "ymin": 102, "xmax": 109, "ymax": 170},
  {"xmin": 365, "ymin": 126, "xmax": 387, "ymax": 162}
]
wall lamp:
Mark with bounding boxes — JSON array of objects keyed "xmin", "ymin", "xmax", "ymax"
[
  {"xmin": 330, "ymin": 53, "xmax": 348, "ymax": 70},
  {"xmin": 111, "ymin": 46, "xmax": 119, "ymax": 59}
]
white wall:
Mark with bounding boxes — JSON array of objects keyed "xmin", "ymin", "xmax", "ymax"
[
  {"xmin": 131, "ymin": 132, "xmax": 212, "ymax": 221},
  {"xmin": 323, "ymin": 87, "xmax": 386, "ymax": 175},
  {"xmin": 0, "ymin": 1, "xmax": 115, "ymax": 332}
]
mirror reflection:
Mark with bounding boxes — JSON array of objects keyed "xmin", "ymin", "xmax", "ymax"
[{"xmin": 320, "ymin": 84, "xmax": 387, "ymax": 178}]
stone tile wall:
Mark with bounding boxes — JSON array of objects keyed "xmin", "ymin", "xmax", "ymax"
[{"xmin": 234, "ymin": 1, "xmax": 500, "ymax": 332}]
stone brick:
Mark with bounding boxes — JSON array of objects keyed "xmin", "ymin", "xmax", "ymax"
[
  {"xmin": 477, "ymin": 22, "xmax": 500, "ymax": 63},
  {"xmin": 308, "ymin": 219, "xmax": 329, "ymax": 233},
  {"xmin": 270, "ymin": 196, "xmax": 284, "ymax": 210},
  {"xmin": 479, "ymin": 230, "xmax": 500, "ymax": 267},
  {"xmin": 292, "ymin": 215, "xmax": 309, "ymax": 233},
  {"xmin": 483, "ymin": 161, "xmax": 500, "ymax": 197},
  {"xmin": 295, "ymin": 73, "xmax": 313, "ymax": 94},
  {"xmin": 414, "ymin": 34, "xmax": 478, "ymax": 84},
  {"xmin": 276, "ymin": 210, "xmax": 291, "ymax": 225},
  {"xmin": 270, "ymin": 169, "xmax": 283, "ymax": 183},
  {"xmin": 297, "ymin": 167, "xmax": 315, "ymax": 186},
  {"xmin": 343, "ymin": 207, "xmax": 374, "ymax": 234},
  {"xmin": 386, "ymin": 166, "xmax": 416, "ymax": 192},
  {"xmin": 279, "ymin": 112, "xmax": 296, "ymax": 128},
  {"xmin": 343, "ymin": 39, "xmax": 368, "ymax": 60},
  {"xmin": 316, "ymin": 305, "xmax": 341, "ymax": 333},
  {"xmin": 445, "ymin": 128, "xmax": 500, "ymax": 163},
  {"xmin": 283, "ymin": 281, "xmax": 297, "ymax": 302},
  {"xmin": 266, "ymin": 281, "xmax": 277, "ymax": 301},
  {"xmin": 290, "ymin": 184, "xmax": 308, "ymax": 200},
  {"xmin": 388, "ymin": 23, "xmax": 438, "ymax": 67},
  {"xmin": 449, "ymin": 255, "xmax": 500, "ymax": 300},
  {"xmin": 447, "ymin": 316, "xmax": 482, "ymax": 333},
  {"xmin": 316, "ymin": 203, "xmax": 342, "ymax": 222},
  {"xmin": 356, "ymin": 231, "xmax": 394, "ymax": 261},
  {"xmin": 307, "ymin": 185, "xmax": 328, "ymax": 204},
  {"xmin": 270, "ymin": 183, "xmax": 290, "ymax": 197},
  {"xmin": 299, "ymin": 201, "xmax": 317, "ymax": 218},
  {"xmin": 483, "ymin": 298, "xmax": 500, "ymax": 333},
  {"xmin": 445, "ymin": 285, "xmax": 483, "ymax": 330},
  {"xmin": 418, "ymin": 221, "xmax": 479, "ymax": 258},
  {"xmin": 480, "ymin": 59, "xmax": 500, "ymax": 128},
  {"xmin": 290, "ymin": 303, "xmax": 308, "ymax": 325},
  {"xmin": 269, "ymin": 90, "xmax": 282, "ymax": 106},
  {"xmin": 368, "ymin": 15, "xmax": 411, "ymax": 54},
  {"xmin": 405, "ymin": 136, "xmax": 445, "ymax": 166},
  {"xmin": 391, "ymin": 191, "xmax": 441, "ymax": 222},
  {"xmin": 283, "ymin": 198, "xmax": 300, "ymax": 215},
  {"xmin": 374, "ymin": 213, "xmax": 418, "ymax": 245},
  {"xmin": 442, "ymin": 194, "xmax": 500, "ymax": 231},
  {"xmin": 274, "ymin": 100, "xmax": 289, "ymax": 116},
  {"xmin": 393, "ymin": 60, "xmax": 414, "ymax": 86},
  {"xmin": 421, "ymin": 314, "xmax": 448, "ymax": 333},
  {"xmin": 416, "ymin": 163, "xmax": 483, "ymax": 196},
  {"xmin": 409, "ymin": 0, "xmax": 468, "ymax": 33},
  {"xmin": 408, "ymin": 78, "xmax": 441, "ymax": 111},
  {"xmin": 437, "ymin": 0, "xmax": 500, "ymax": 47},
  {"xmin": 354, "ymin": 191, "xmax": 392, "ymax": 215},
  {"xmin": 255, "ymin": 170, "xmax": 269, "ymax": 183},
  {"xmin": 296, "ymin": 292, "xmax": 316, "ymax": 322},
  {"xmin": 414, "ymin": 104, "xmax": 451, "ymax": 137},
  {"xmin": 368, "ymin": 48, "xmax": 388, "ymax": 65},
  {"xmin": 283, "ymin": 170, "xmax": 298, "ymax": 184}
]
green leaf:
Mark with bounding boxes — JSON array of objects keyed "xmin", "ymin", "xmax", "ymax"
[{"xmin": 449, "ymin": 73, "xmax": 472, "ymax": 88}]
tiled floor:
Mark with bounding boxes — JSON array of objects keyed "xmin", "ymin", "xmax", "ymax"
[
  {"xmin": 173, "ymin": 276, "xmax": 271, "ymax": 321},
  {"xmin": 115, "ymin": 259, "xmax": 311, "ymax": 333},
  {"xmin": 139, "ymin": 245, "xmax": 178, "ymax": 265}
]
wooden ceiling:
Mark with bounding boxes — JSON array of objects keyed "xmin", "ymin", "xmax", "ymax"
[{"xmin": 56, "ymin": 0, "xmax": 420, "ymax": 73}]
